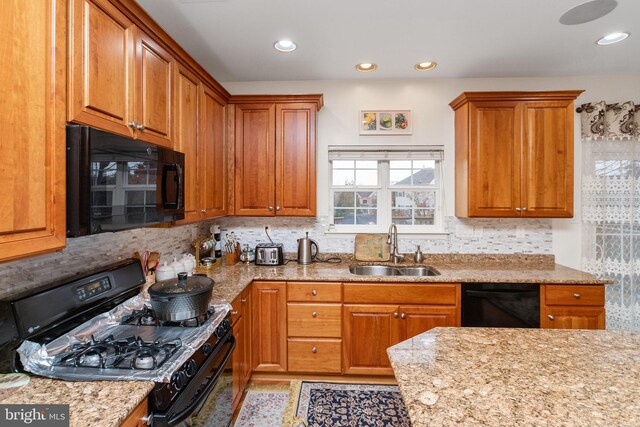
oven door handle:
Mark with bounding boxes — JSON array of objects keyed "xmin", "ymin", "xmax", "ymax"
[{"xmin": 166, "ymin": 333, "xmax": 236, "ymax": 426}]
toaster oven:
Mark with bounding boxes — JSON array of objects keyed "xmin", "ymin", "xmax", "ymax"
[{"xmin": 255, "ymin": 243, "xmax": 284, "ymax": 265}]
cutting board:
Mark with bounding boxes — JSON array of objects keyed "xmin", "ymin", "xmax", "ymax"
[{"xmin": 354, "ymin": 234, "xmax": 390, "ymax": 261}]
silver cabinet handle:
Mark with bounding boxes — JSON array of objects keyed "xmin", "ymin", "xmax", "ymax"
[
  {"xmin": 401, "ymin": 313, "xmax": 406, "ymax": 319},
  {"xmin": 311, "ymin": 290, "xmax": 317, "ymax": 296},
  {"xmin": 141, "ymin": 414, "xmax": 153, "ymax": 425},
  {"xmin": 201, "ymin": 208, "xmax": 207, "ymax": 213},
  {"xmin": 522, "ymin": 207, "xmax": 528, "ymax": 212},
  {"xmin": 128, "ymin": 121, "xmax": 137, "ymax": 128},
  {"xmin": 268, "ymin": 206, "xmax": 273, "ymax": 211},
  {"xmin": 515, "ymin": 207, "xmax": 522, "ymax": 212},
  {"xmin": 241, "ymin": 298, "xmax": 247, "ymax": 303},
  {"xmin": 573, "ymin": 293, "xmax": 581, "ymax": 299},
  {"xmin": 136, "ymin": 123, "xmax": 145, "ymax": 131},
  {"xmin": 231, "ymin": 310, "xmax": 238, "ymax": 315},
  {"xmin": 311, "ymin": 347, "xmax": 317, "ymax": 353},
  {"xmin": 311, "ymin": 311, "xmax": 317, "ymax": 318},
  {"xmin": 393, "ymin": 312, "xmax": 399, "ymax": 318},
  {"xmin": 548, "ymin": 315, "xmax": 555, "ymax": 320},
  {"xmin": 276, "ymin": 206, "xmax": 281, "ymax": 211}
]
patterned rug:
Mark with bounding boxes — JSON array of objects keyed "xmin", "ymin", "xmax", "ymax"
[
  {"xmin": 233, "ymin": 385, "xmax": 291, "ymax": 427},
  {"xmin": 285, "ymin": 381, "xmax": 411, "ymax": 427}
]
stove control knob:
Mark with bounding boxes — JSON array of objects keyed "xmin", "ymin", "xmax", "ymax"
[
  {"xmin": 201, "ymin": 343, "xmax": 213, "ymax": 355},
  {"xmin": 215, "ymin": 325, "xmax": 225, "ymax": 338},
  {"xmin": 184, "ymin": 359, "xmax": 197, "ymax": 377},
  {"xmin": 171, "ymin": 371, "xmax": 187, "ymax": 390},
  {"xmin": 222, "ymin": 319, "xmax": 231, "ymax": 330}
]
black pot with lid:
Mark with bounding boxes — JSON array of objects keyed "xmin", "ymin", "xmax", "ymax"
[{"xmin": 148, "ymin": 272, "xmax": 214, "ymax": 321}]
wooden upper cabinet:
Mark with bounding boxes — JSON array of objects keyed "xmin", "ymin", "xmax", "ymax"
[
  {"xmin": 450, "ymin": 91, "xmax": 582, "ymax": 218},
  {"xmin": 234, "ymin": 104, "xmax": 276, "ymax": 216},
  {"xmin": 231, "ymin": 95, "xmax": 322, "ymax": 217},
  {"xmin": 133, "ymin": 28, "xmax": 173, "ymax": 147},
  {"xmin": 275, "ymin": 103, "xmax": 317, "ymax": 216},
  {"xmin": 173, "ymin": 63, "xmax": 200, "ymax": 223},
  {"xmin": 0, "ymin": 0, "xmax": 67, "ymax": 261},
  {"xmin": 199, "ymin": 85, "xmax": 227, "ymax": 219},
  {"xmin": 69, "ymin": 0, "xmax": 134, "ymax": 137},
  {"xmin": 69, "ymin": 0, "xmax": 174, "ymax": 147},
  {"xmin": 521, "ymin": 101, "xmax": 574, "ymax": 217}
]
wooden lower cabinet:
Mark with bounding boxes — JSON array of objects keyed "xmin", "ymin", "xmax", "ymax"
[
  {"xmin": 287, "ymin": 303, "xmax": 341, "ymax": 338},
  {"xmin": 251, "ymin": 282, "xmax": 287, "ymax": 372},
  {"xmin": 288, "ymin": 339, "xmax": 342, "ymax": 373},
  {"xmin": 343, "ymin": 305, "xmax": 399, "ymax": 375},
  {"xmin": 231, "ymin": 287, "xmax": 251, "ymax": 409},
  {"xmin": 541, "ymin": 284, "xmax": 605, "ymax": 330},
  {"xmin": 119, "ymin": 398, "xmax": 148, "ymax": 427},
  {"xmin": 398, "ymin": 305, "xmax": 458, "ymax": 341}
]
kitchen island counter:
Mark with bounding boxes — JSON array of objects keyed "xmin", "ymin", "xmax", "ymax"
[
  {"xmin": 387, "ymin": 327, "xmax": 640, "ymax": 426},
  {"xmin": 1, "ymin": 377, "xmax": 154, "ymax": 427}
]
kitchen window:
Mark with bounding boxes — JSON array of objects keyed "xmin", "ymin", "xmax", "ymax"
[{"xmin": 329, "ymin": 146, "xmax": 444, "ymax": 233}]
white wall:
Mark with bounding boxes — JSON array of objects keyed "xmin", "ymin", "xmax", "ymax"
[{"xmin": 224, "ymin": 75, "xmax": 640, "ymax": 268}]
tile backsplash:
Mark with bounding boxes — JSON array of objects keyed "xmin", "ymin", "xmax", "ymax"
[{"xmin": 0, "ymin": 216, "xmax": 551, "ymax": 299}]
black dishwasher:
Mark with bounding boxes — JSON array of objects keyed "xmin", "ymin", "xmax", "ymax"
[{"xmin": 462, "ymin": 283, "xmax": 540, "ymax": 328}]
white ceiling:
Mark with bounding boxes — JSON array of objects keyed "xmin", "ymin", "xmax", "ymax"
[{"xmin": 137, "ymin": 0, "xmax": 640, "ymax": 82}]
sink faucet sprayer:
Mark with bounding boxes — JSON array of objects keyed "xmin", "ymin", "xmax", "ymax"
[{"xmin": 387, "ymin": 223, "xmax": 404, "ymax": 264}]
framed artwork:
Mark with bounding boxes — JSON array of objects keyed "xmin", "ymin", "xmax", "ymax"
[{"xmin": 360, "ymin": 110, "xmax": 412, "ymax": 135}]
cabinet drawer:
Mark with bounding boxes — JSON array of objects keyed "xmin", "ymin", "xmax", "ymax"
[
  {"xmin": 545, "ymin": 285, "xmax": 604, "ymax": 307},
  {"xmin": 343, "ymin": 283, "xmax": 458, "ymax": 305},
  {"xmin": 288, "ymin": 339, "xmax": 341, "ymax": 373},
  {"xmin": 287, "ymin": 303, "xmax": 341, "ymax": 337},
  {"xmin": 288, "ymin": 282, "xmax": 342, "ymax": 302}
]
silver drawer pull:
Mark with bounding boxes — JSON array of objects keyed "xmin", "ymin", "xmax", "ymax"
[
  {"xmin": 401, "ymin": 313, "xmax": 406, "ymax": 319},
  {"xmin": 573, "ymin": 293, "xmax": 581, "ymax": 299},
  {"xmin": 522, "ymin": 207, "xmax": 528, "ymax": 212},
  {"xmin": 548, "ymin": 315, "xmax": 555, "ymax": 320},
  {"xmin": 311, "ymin": 311, "xmax": 317, "ymax": 318},
  {"xmin": 312, "ymin": 347, "xmax": 317, "ymax": 353},
  {"xmin": 231, "ymin": 310, "xmax": 238, "ymax": 315},
  {"xmin": 311, "ymin": 290, "xmax": 317, "ymax": 296},
  {"xmin": 515, "ymin": 207, "xmax": 521, "ymax": 212},
  {"xmin": 241, "ymin": 298, "xmax": 247, "ymax": 303},
  {"xmin": 128, "ymin": 121, "xmax": 137, "ymax": 128},
  {"xmin": 393, "ymin": 312, "xmax": 398, "ymax": 318}
]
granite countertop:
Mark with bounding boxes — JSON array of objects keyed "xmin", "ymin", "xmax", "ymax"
[
  {"xmin": 204, "ymin": 253, "xmax": 609, "ymax": 303},
  {"xmin": 387, "ymin": 327, "xmax": 640, "ymax": 426},
  {"xmin": 1, "ymin": 378, "xmax": 154, "ymax": 427}
]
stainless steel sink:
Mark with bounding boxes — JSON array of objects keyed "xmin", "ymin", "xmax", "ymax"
[{"xmin": 349, "ymin": 265, "xmax": 440, "ymax": 277}]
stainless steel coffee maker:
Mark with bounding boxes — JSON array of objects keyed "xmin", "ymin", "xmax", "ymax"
[{"xmin": 297, "ymin": 232, "xmax": 319, "ymax": 264}]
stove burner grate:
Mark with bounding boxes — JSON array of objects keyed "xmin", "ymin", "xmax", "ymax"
[{"xmin": 120, "ymin": 305, "xmax": 215, "ymax": 328}]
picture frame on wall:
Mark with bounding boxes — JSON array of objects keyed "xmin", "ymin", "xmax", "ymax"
[{"xmin": 360, "ymin": 110, "xmax": 412, "ymax": 135}]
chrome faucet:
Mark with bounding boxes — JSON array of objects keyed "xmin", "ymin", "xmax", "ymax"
[{"xmin": 387, "ymin": 223, "xmax": 404, "ymax": 264}]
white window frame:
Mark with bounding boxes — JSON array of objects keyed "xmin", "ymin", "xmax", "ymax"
[{"xmin": 328, "ymin": 146, "xmax": 445, "ymax": 234}]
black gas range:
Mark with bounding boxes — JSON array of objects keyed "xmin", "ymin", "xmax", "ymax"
[{"xmin": 0, "ymin": 259, "xmax": 235, "ymax": 427}]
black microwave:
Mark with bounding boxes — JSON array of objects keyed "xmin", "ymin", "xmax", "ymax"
[{"xmin": 66, "ymin": 125, "xmax": 184, "ymax": 237}]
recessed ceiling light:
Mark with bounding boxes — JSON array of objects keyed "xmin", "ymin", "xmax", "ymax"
[
  {"xmin": 415, "ymin": 61, "xmax": 437, "ymax": 71},
  {"xmin": 356, "ymin": 63, "xmax": 377, "ymax": 72},
  {"xmin": 596, "ymin": 32, "xmax": 629, "ymax": 45},
  {"xmin": 559, "ymin": 0, "xmax": 617, "ymax": 25},
  {"xmin": 274, "ymin": 40, "xmax": 297, "ymax": 52}
]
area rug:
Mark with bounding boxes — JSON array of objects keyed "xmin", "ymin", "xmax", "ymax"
[
  {"xmin": 284, "ymin": 381, "xmax": 411, "ymax": 427},
  {"xmin": 233, "ymin": 384, "xmax": 291, "ymax": 427}
]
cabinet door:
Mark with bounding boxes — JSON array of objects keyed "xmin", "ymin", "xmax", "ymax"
[
  {"xmin": 541, "ymin": 307, "xmax": 605, "ymax": 329},
  {"xmin": 241, "ymin": 289, "xmax": 252, "ymax": 385},
  {"xmin": 119, "ymin": 398, "xmax": 148, "ymax": 427},
  {"xmin": 275, "ymin": 103, "xmax": 317, "ymax": 216},
  {"xmin": 251, "ymin": 282, "xmax": 287, "ymax": 372},
  {"xmin": 69, "ymin": 0, "xmax": 134, "ymax": 137},
  {"xmin": 467, "ymin": 101, "xmax": 522, "ymax": 217},
  {"xmin": 173, "ymin": 63, "xmax": 200, "ymax": 223},
  {"xmin": 343, "ymin": 304, "xmax": 399, "ymax": 375},
  {"xmin": 199, "ymin": 85, "xmax": 227, "ymax": 218},
  {"xmin": 398, "ymin": 305, "xmax": 458, "ymax": 342},
  {"xmin": 234, "ymin": 104, "xmax": 276, "ymax": 216},
  {"xmin": 232, "ymin": 313, "xmax": 244, "ymax": 410},
  {"xmin": 521, "ymin": 101, "xmax": 574, "ymax": 217},
  {"xmin": 0, "ymin": 0, "xmax": 66, "ymax": 261},
  {"xmin": 133, "ymin": 29, "xmax": 173, "ymax": 147}
]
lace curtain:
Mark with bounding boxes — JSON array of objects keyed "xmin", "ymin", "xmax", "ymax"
[{"xmin": 579, "ymin": 101, "xmax": 640, "ymax": 331}]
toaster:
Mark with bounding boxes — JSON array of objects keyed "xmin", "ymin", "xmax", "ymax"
[{"xmin": 255, "ymin": 243, "xmax": 285, "ymax": 266}]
